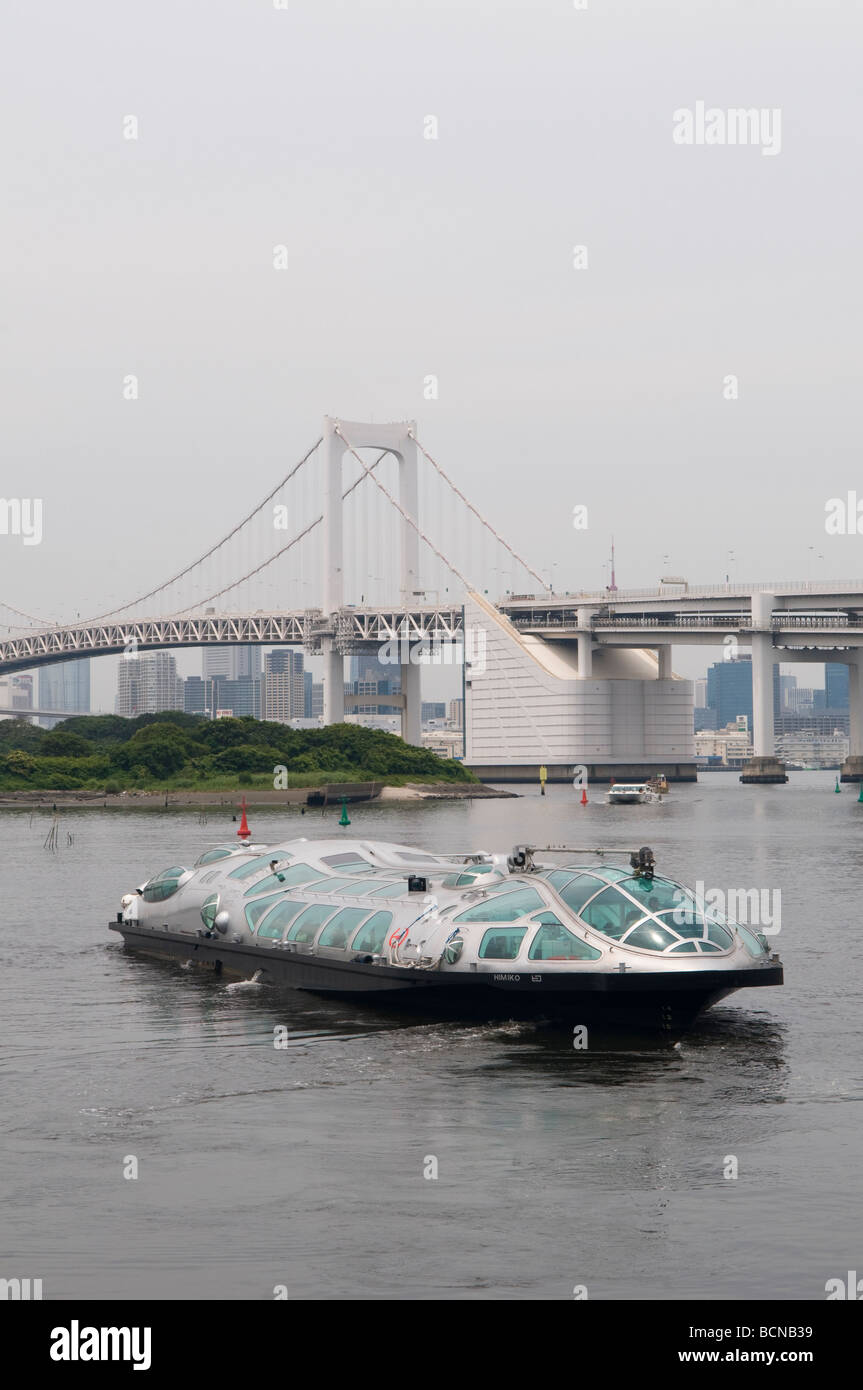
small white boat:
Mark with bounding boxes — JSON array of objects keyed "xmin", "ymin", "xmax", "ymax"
[{"xmin": 607, "ymin": 783, "xmax": 662, "ymax": 805}]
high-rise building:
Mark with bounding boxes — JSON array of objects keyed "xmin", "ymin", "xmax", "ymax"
[
  {"xmin": 448, "ymin": 698, "xmax": 464, "ymax": 729},
  {"xmin": 706, "ymin": 657, "xmax": 782, "ymax": 736},
  {"xmin": 183, "ymin": 675, "xmax": 261, "ymax": 719},
  {"xmin": 826, "ymin": 663, "xmax": 849, "ymax": 711},
  {"xmin": 202, "ymin": 645, "xmax": 262, "ymax": 681},
  {"xmin": 116, "ymin": 653, "xmax": 183, "ymax": 717},
  {"xmin": 263, "ymin": 649, "xmax": 305, "ymax": 722},
  {"xmin": 38, "ymin": 658, "xmax": 90, "ymax": 728},
  {"xmin": 0, "ymin": 673, "xmax": 34, "ymax": 721}
]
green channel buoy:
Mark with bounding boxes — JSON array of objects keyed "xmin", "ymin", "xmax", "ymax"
[
  {"xmin": 835, "ymin": 777, "xmax": 842, "ymax": 793},
  {"xmin": 339, "ymin": 797, "xmax": 351, "ymax": 827},
  {"xmin": 858, "ymin": 782, "xmax": 863, "ymax": 803}
]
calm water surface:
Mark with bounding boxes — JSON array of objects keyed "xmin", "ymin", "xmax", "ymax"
[{"xmin": 1, "ymin": 774, "xmax": 861, "ymax": 1300}]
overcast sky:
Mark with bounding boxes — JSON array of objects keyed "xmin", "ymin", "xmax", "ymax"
[{"xmin": 1, "ymin": 0, "xmax": 860, "ymax": 706}]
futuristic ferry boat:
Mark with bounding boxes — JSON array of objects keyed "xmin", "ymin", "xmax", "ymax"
[{"xmin": 110, "ymin": 837, "xmax": 783, "ymax": 1029}]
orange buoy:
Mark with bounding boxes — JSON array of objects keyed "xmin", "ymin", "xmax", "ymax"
[
  {"xmin": 237, "ymin": 795, "xmax": 251, "ymax": 840},
  {"xmin": 580, "ymin": 787, "xmax": 588, "ymax": 806}
]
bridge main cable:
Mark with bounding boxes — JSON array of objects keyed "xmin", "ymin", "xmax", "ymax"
[
  {"xmin": 82, "ymin": 436, "xmax": 325, "ymax": 623},
  {"xmin": 408, "ymin": 428, "xmax": 551, "ymax": 593},
  {"xmin": 170, "ymin": 448, "xmax": 392, "ymax": 613}
]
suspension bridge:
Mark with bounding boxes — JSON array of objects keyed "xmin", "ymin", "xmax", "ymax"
[{"xmin": 3, "ymin": 416, "xmax": 863, "ymax": 781}]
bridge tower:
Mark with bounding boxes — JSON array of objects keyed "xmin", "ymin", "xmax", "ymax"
[{"xmin": 320, "ymin": 417, "xmax": 421, "ymax": 743}]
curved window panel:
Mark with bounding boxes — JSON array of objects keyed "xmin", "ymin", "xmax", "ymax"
[
  {"xmin": 284, "ymin": 904, "xmax": 337, "ymax": 944},
  {"xmin": 616, "ymin": 876, "xmax": 696, "ymax": 915},
  {"xmin": 369, "ymin": 883, "xmax": 409, "ymax": 899},
  {"xmin": 699, "ymin": 940, "xmax": 723, "ymax": 953},
  {"xmin": 195, "ymin": 847, "xmax": 236, "ymax": 867},
  {"xmin": 200, "ymin": 894, "xmax": 220, "ymax": 929},
  {"xmin": 622, "ymin": 921, "xmax": 679, "ymax": 952},
  {"xmin": 255, "ymin": 899, "xmax": 306, "ymax": 939},
  {"xmin": 579, "ymin": 886, "xmax": 648, "ymax": 939},
  {"xmin": 318, "ymin": 908, "xmax": 368, "ymax": 948},
  {"xmin": 454, "ymin": 887, "xmax": 545, "ymax": 924},
  {"xmin": 653, "ymin": 909, "xmax": 709, "ymax": 941},
  {"xmin": 321, "ymin": 853, "xmax": 375, "ymax": 871},
  {"xmin": 669, "ymin": 941, "xmax": 698, "ymax": 954},
  {"xmin": 735, "ymin": 922, "xmax": 769, "ymax": 958},
  {"xmin": 306, "ymin": 876, "xmax": 368, "ymax": 895},
  {"xmin": 528, "ymin": 923, "xmax": 602, "ymax": 961},
  {"xmin": 557, "ymin": 875, "xmax": 608, "ymax": 915},
  {"xmin": 141, "ymin": 867, "xmax": 189, "ymax": 903},
  {"xmin": 243, "ymin": 863, "xmax": 322, "ymax": 897},
  {"xmin": 478, "ymin": 927, "xmax": 526, "ymax": 960},
  {"xmin": 228, "ymin": 853, "xmax": 294, "ymax": 881},
  {"xmin": 705, "ymin": 921, "xmax": 734, "ymax": 949},
  {"xmin": 351, "ymin": 911, "xmax": 393, "ymax": 954},
  {"xmin": 245, "ymin": 893, "xmax": 288, "ymax": 932},
  {"xmin": 352, "ymin": 879, "xmax": 398, "ymax": 895}
]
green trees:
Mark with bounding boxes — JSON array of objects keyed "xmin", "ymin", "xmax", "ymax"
[{"xmin": 0, "ymin": 712, "xmax": 475, "ymax": 790}]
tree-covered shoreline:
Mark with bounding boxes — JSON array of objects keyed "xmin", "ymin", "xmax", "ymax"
[{"xmin": 0, "ymin": 713, "xmax": 475, "ymax": 792}]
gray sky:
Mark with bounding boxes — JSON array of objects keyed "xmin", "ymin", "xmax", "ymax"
[{"xmin": 1, "ymin": 0, "xmax": 860, "ymax": 706}]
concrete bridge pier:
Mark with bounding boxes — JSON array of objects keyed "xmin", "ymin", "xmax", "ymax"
[
  {"xmin": 576, "ymin": 607, "xmax": 596, "ymax": 677},
  {"xmin": 741, "ymin": 591, "xmax": 787, "ymax": 783},
  {"xmin": 322, "ymin": 640, "xmax": 344, "ymax": 726},
  {"xmin": 840, "ymin": 652, "xmax": 863, "ymax": 781},
  {"xmin": 400, "ymin": 660, "xmax": 422, "ymax": 745}
]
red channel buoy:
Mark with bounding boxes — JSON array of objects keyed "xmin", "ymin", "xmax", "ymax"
[{"xmin": 237, "ymin": 795, "xmax": 251, "ymax": 840}]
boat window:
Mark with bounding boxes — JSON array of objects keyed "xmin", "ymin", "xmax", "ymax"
[
  {"xmin": 735, "ymin": 922, "xmax": 769, "ymax": 958},
  {"xmin": 284, "ymin": 904, "xmax": 337, "ymax": 943},
  {"xmin": 228, "ymin": 853, "xmax": 293, "ymax": 881},
  {"xmin": 478, "ymin": 927, "xmax": 527, "ymax": 959},
  {"xmin": 243, "ymin": 863, "xmax": 322, "ymax": 896},
  {"xmin": 245, "ymin": 894, "xmax": 289, "ymax": 932},
  {"xmin": 706, "ymin": 922, "xmax": 734, "ymax": 949},
  {"xmin": 669, "ymin": 941, "xmax": 698, "ymax": 954},
  {"xmin": 622, "ymin": 920, "xmax": 679, "ymax": 952},
  {"xmin": 369, "ymin": 882, "xmax": 409, "ymax": 899},
  {"xmin": 200, "ymin": 869, "xmax": 224, "ymax": 884},
  {"xmin": 351, "ymin": 879, "xmax": 396, "ymax": 895},
  {"xmin": 256, "ymin": 899, "xmax": 306, "ymax": 938},
  {"xmin": 579, "ymin": 886, "xmax": 647, "ymax": 939},
  {"xmin": 195, "ymin": 847, "xmax": 236, "ymax": 867},
  {"xmin": 554, "ymin": 874, "xmax": 607, "ymax": 915},
  {"xmin": 318, "ymin": 908, "xmax": 368, "ymax": 948},
  {"xmin": 441, "ymin": 871, "xmax": 496, "ymax": 887},
  {"xmin": 528, "ymin": 922, "xmax": 602, "ymax": 961},
  {"xmin": 200, "ymin": 893, "xmax": 220, "ymax": 929},
  {"xmin": 541, "ymin": 869, "xmax": 582, "ymax": 892},
  {"xmin": 393, "ymin": 851, "xmax": 440, "ymax": 863},
  {"xmin": 141, "ymin": 867, "xmax": 189, "ymax": 903},
  {"xmin": 321, "ymin": 853, "xmax": 375, "ymax": 870},
  {"xmin": 350, "ymin": 911, "xmax": 393, "ymax": 953},
  {"xmin": 616, "ymin": 876, "xmax": 696, "ymax": 915},
  {"xmin": 306, "ymin": 876, "xmax": 367, "ymax": 894},
  {"xmin": 453, "ymin": 887, "xmax": 545, "ymax": 923},
  {"xmin": 698, "ymin": 940, "xmax": 723, "ymax": 953}
]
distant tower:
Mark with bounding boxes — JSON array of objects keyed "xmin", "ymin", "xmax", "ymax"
[{"xmin": 607, "ymin": 538, "xmax": 618, "ymax": 593}]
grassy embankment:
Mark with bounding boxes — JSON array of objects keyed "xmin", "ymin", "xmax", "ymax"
[{"xmin": 0, "ymin": 712, "xmax": 475, "ymax": 793}]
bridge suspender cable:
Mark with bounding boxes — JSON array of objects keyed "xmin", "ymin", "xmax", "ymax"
[
  {"xmin": 334, "ymin": 426, "xmax": 473, "ymax": 590},
  {"xmin": 170, "ymin": 448, "xmax": 393, "ymax": 614},
  {"xmin": 408, "ymin": 429, "xmax": 552, "ymax": 594}
]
